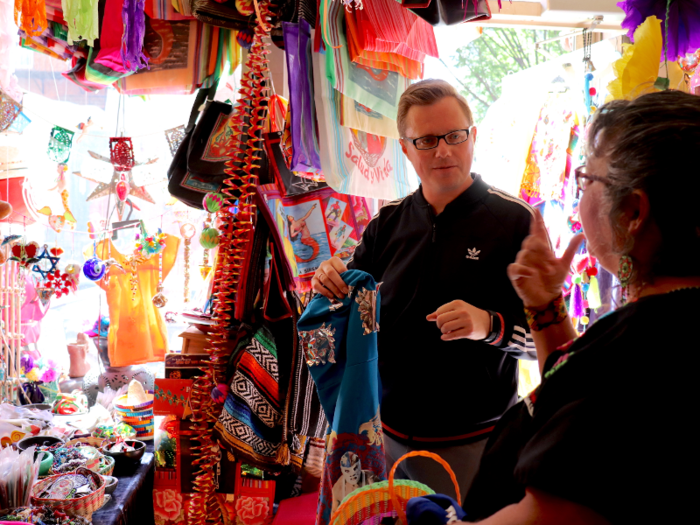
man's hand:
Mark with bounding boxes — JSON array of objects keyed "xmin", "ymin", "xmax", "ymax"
[
  {"xmin": 427, "ymin": 300, "xmax": 491, "ymax": 341},
  {"xmin": 312, "ymin": 257, "xmax": 349, "ymax": 300},
  {"xmin": 507, "ymin": 210, "xmax": 584, "ymax": 308}
]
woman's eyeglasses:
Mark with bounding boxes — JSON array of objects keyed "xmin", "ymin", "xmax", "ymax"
[
  {"xmin": 403, "ymin": 127, "xmax": 474, "ymax": 151},
  {"xmin": 574, "ymin": 166, "xmax": 614, "ymax": 192}
]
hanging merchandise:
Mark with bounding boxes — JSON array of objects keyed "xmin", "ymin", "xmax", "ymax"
[
  {"xmin": 283, "ymin": 19, "xmax": 322, "ymax": 173},
  {"xmin": 92, "ymin": 0, "xmax": 135, "ymax": 79},
  {"xmin": 0, "ymin": 88, "xmax": 22, "ymax": 132},
  {"xmin": 351, "ymin": 0, "xmax": 438, "ymax": 63},
  {"xmin": 187, "ymin": 2, "xmax": 274, "ymax": 521},
  {"xmin": 607, "ymin": 15, "xmax": 687, "ymax": 101},
  {"xmin": 91, "ymin": 235, "xmax": 180, "ymax": 367},
  {"xmin": 9, "ymin": 240, "xmax": 41, "ymax": 268},
  {"xmin": 152, "ymin": 252, "xmax": 168, "ymax": 308},
  {"xmin": 258, "ymin": 184, "xmax": 370, "ymax": 291},
  {"xmin": 115, "ymin": 173, "xmax": 130, "ymax": 201},
  {"xmin": 337, "ymin": 91, "xmax": 402, "ymax": 140},
  {"xmin": 110, "ymin": 137, "xmax": 136, "ymax": 170},
  {"xmin": 37, "ymin": 190, "xmax": 77, "ymax": 233},
  {"xmin": 519, "ymin": 93, "xmax": 581, "ymax": 206},
  {"xmin": 0, "ymin": 0, "xmax": 22, "ymax": 103},
  {"xmin": 345, "ymin": 5, "xmax": 426, "ymax": 81},
  {"xmin": 190, "ymin": 0, "xmax": 249, "ymax": 30},
  {"xmin": 202, "ymin": 192, "xmax": 224, "ymax": 213},
  {"xmin": 120, "ymin": 0, "xmax": 149, "ymax": 72},
  {"xmin": 31, "ymin": 245, "xmax": 60, "ymax": 279},
  {"xmin": 180, "ymin": 223, "xmax": 195, "ymax": 302},
  {"xmin": 165, "ymin": 125, "xmax": 186, "ymax": 156},
  {"xmin": 265, "ymin": 131, "xmax": 329, "ymax": 197},
  {"xmin": 401, "ymin": 0, "xmax": 492, "ymax": 26},
  {"xmin": 319, "ymin": 0, "xmax": 410, "ymax": 121},
  {"xmin": 13, "ymin": 0, "xmax": 48, "ymax": 36},
  {"xmin": 83, "ymin": 246, "xmax": 107, "ymax": 281},
  {"xmin": 313, "ymin": 51, "xmax": 412, "ymax": 201},
  {"xmin": 47, "ymin": 126, "xmax": 75, "ymax": 163},
  {"xmin": 167, "ymin": 86, "xmax": 238, "ymax": 209},
  {"xmin": 115, "ymin": 20, "xmax": 241, "ymax": 95},
  {"xmin": 297, "ymin": 270, "xmax": 385, "ymax": 525},
  {"xmin": 74, "ymin": 150, "xmax": 158, "ymax": 220},
  {"xmin": 62, "ymin": 0, "xmax": 99, "ymax": 45},
  {"xmin": 135, "ymin": 220, "xmax": 166, "ymax": 257},
  {"xmin": 44, "ymin": 262, "xmax": 80, "ymax": 298},
  {"xmin": 618, "ymin": 0, "xmax": 700, "ymax": 62}
]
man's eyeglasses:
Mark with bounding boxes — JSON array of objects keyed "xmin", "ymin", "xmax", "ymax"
[
  {"xmin": 403, "ymin": 127, "xmax": 474, "ymax": 151},
  {"xmin": 574, "ymin": 166, "xmax": 614, "ymax": 192}
]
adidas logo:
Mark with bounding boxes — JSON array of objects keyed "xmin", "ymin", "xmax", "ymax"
[{"xmin": 466, "ymin": 248, "xmax": 481, "ymax": 260}]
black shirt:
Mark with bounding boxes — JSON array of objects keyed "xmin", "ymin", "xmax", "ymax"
[
  {"xmin": 348, "ymin": 174, "xmax": 534, "ymax": 443},
  {"xmin": 465, "ymin": 289, "xmax": 699, "ymax": 523}
]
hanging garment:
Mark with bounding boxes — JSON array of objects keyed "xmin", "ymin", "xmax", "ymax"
[
  {"xmin": 519, "ymin": 92, "xmax": 581, "ymax": 206},
  {"xmin": 20, "ymin": 277, "xmax": 50, "ymax": 345},
  {"xmin": 93, "ymin": 234, "xmax": 180, "ymax": 367},
  {"xmin": 297, "ymin": 269, "xmax": 385, "ymax": 525},
  {"xmin": 61, "ymin": 0, "xmax": 99, "ymax": 45},
  {"xmin": 283, "ymin": 19, "xmax": 322, "ymax": 173},
  {"xmin": 351, "ymin": 0, "xmax": 438, "ymax": 62},
  {"xmin": 313, "ymin": 49, "xmax": 412, "ymax": 201},
  {"xmin": 113, "ymin": 19, "xmax": 200, "ymax": 95},
  {"xmin": 319, "ymin": 0, "xmax": 410, "ymax": 121},
  {"xmin": 345, "ymin": 9, "xmax": 424, "ymax": 81}
]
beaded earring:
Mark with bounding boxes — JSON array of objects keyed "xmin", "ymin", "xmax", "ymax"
[{"xmin": 617, "ymin": 254, "xmax": 634, "ymax": 304}]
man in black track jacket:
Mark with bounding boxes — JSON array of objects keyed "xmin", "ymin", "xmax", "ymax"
[{"xmin": 312, "ymin": 79, "xmax": 536, "ymax": 501}]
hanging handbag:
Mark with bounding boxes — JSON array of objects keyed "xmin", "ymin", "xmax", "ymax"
[
  {"xmin": 264, "ymin": 131, "xmax": 329, "ymax": 197},
  {"xmin": 167, "ymin": 83, "xmax": 224, "ymax": 209},
  {"xmin": 401, "ymin": 0, "xmax": 492, "ymax": 26},
  {"xmin": 190, "ymin": 0, "xmax": 252, "ymax": 30}
]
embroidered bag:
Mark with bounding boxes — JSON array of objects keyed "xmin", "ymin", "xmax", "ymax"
[{"xmin": 313, "ymin": 49, "xmax": 412, "ymax": 201}]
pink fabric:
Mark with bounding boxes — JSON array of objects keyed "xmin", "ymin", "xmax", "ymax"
[
  {"xmin": 270, "ymin": 492, "xmax": 318, "ymax": 525},
  {"xmin": 94, "ymin": 0, "xmax": 130, "ymax": 73},
  {"xmin": 20, "ymin": 279, "xmax": 50, "ymax": 345}
]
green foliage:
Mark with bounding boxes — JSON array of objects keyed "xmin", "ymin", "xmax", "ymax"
[{"xmin": 453, "ymin": 28, "xmax": 567, "ymax": 123}]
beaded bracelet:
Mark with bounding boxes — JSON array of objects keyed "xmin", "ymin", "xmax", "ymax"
[{"xmin": 524, "ymin": 294, "xmax": 568, "ymax": 331}]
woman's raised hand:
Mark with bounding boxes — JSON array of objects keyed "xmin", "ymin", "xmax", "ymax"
[{"xmin": 507, "ymin": 210, "xmax": 584, "ymax": 308}]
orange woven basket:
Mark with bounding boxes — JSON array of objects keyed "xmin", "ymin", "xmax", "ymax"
[
  {"xmin": 330, "ymin": 450, "xmax": 461, "ymax": 525},
  {"xmin": 30, "ymin": 467, "xmax": 106, "ymax": 518}
]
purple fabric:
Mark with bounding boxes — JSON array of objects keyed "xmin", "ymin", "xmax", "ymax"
[
  {"xmin": 121, "ymin": 0, "xmax": 149, "ymax": 72},
  {"xmin": 283, "ymin": 20, "xmax": 322, "ymax": 173},
  {"xmin": 617, "ymin": 0, "xmax": 700, "ymax": 61}
]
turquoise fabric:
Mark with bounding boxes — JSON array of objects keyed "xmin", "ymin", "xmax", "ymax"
[{"xmin": 298, "ymin": 269, "xmax": 386, "ymax": 524}]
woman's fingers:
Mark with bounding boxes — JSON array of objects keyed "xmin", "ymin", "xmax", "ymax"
[{"xmin": 507, "ymin": 263, "xmax": 537, "ymax": 281}]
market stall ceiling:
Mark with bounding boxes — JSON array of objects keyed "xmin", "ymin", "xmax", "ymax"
[{"xmin": 483, "ymin": 0, "xmax": 625, "ymax": 31}]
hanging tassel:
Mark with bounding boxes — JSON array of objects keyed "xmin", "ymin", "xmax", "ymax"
[
  {"xmin": 276, "ymin": 442, "xmax": 290, "ymax": 466},
  {"xmin": 588, "ymin": 275, "xmax": 602, "ymax": 311},
  {"xmin": 571, "ymin": 283, "xmax": 584, "ymax": 318},
  {"xmin": 120, "ymin": 0, "xmax": 149, "ymax": 72}
]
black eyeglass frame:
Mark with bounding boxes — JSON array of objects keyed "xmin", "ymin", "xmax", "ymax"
[
  {"xmin": 574, "ymin": 165, "xmax": 615, "ymax": 192},
  {"xmin": 402, "ymin": 127, "xmax": 474, "ymax": 151}
]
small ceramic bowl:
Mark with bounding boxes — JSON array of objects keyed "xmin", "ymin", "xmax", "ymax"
[
  {"xmin": 36, "ymin": 451, "xmax": 54, "ymax": 476},
  {"xmin": 100, "ymin": 439, "xmax": 146, "ymax": 471},
  {"xmin": 102, "ymin": 475, "xmax": 118, "ymax": 495},
  {"xmin": 17, "ymin": 435, "xmax": 64, "ymax": 451}
]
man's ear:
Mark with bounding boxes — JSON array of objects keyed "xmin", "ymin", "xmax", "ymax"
[
  {"xmin": 471, "ymin": 126, "xmax": 477, "ymax": 143},
  {"xmin": 399, "ymin": 139, "xmax": 408, "ymax": 156}
]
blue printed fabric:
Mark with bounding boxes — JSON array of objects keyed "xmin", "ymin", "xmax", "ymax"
[{"xmin": 297, "ymin": 269, "xmax": 385, "ymax": 525}]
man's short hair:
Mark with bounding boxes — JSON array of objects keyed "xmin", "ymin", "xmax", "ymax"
[{"xmin": 397, "ymin": 79, "xmax": 474, "ymax": 138}]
